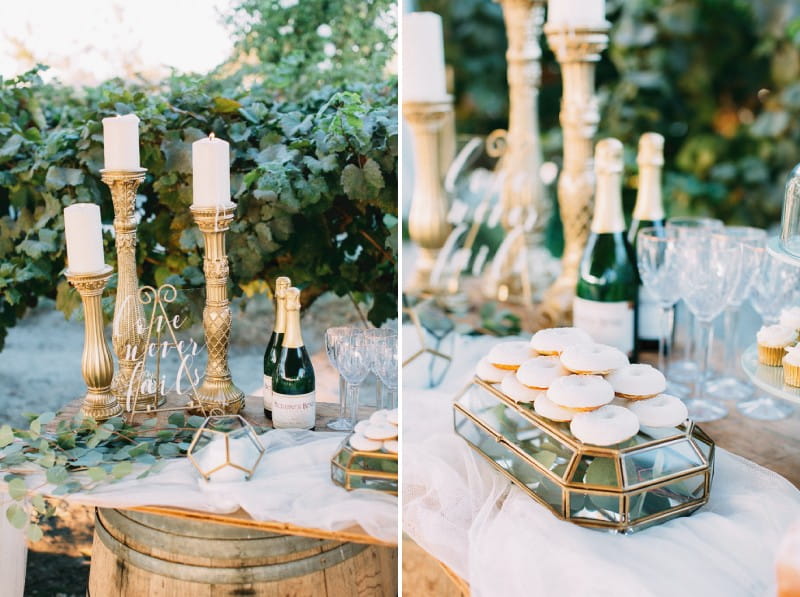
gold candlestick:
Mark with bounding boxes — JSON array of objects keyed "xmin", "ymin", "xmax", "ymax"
[
  {"xmin": 66, "ymin": 266, "xmax": 122, "ymax": 421},
  {"xmin": 541, "ymin": 22, "xmax": 610, "ymax": 325},
  {"xmin": 101, "ymin": 168, "xmax": 159, "ymax": 411},
  {"xmin": 190, "ymin": 203, "xmax": 244, "ymax": 415},
  {"xmin": 404, "ymin": 99, "xmax": 453, "ymax": 291}
]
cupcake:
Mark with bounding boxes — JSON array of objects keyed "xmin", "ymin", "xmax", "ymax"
[
  {"xmin": 783, "ymin": 344, "xmax": 800, "ymax": 387},
  {"xmin": 757, "ymin": 325, "xmax": 797, "ymax": 366},
  {"xmin": 780, "ymin": 307, "xmax": 800, "ymax": 334}
]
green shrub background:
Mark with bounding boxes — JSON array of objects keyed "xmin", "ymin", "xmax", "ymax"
[
  {"xmin": 0, "ymin": 0, "xmax": 398, "ymax": 351},
  {"xmin": 419, "ymin": 0, "xmax": 800, "ymax": 227}
]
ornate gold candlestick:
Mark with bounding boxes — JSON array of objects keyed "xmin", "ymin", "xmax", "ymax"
[
  {"xmin": 541, "ymin": 23, "xmax": 609, "ymax": 325},
  {"xmin": 101, "ymin": 168, "xmax": 159, "ymax": 411},
  {"xmin": 404, "ymin": 99, "xmax": 453, "ymax": 291},
  {"xmin": 66, "ymin": 266, "xmax": 123, "ymax": 421},
  {"xmin": 190, "ymin": 204, "xmax": 244, "ymax": 414}
]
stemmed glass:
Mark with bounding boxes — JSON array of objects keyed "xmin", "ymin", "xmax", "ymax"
[
  {"xmin": 666, "ymin": 217, "xmax": 724, "ymax": 385},
  {"xmin": 677, "ymin": 231, "xmax": 743, "ymax": 421},
  {"xmin": 706, "ymin": 227, "xmax": 767, "ymax": 402},
  {"xmin": 373, "ymin": 335, "xmax": 399, "ymax": 409},
  {"xmin": 337, "ymin": 329, "xmax": 370, "ymax": 429},
  {"xmin": 326, "ymin": 326, "xmax": 355, "ymax": 431},
  {"xmin": 738, "ymin": 247, "xmax": 798, "ymax": 420},
  {"xmin": 366, "ymin": 328, "xmax": 397, "ymax": 409},
  {"xmin": 636, "ymin": 227, "xmax": 687, "ymax": 396}
]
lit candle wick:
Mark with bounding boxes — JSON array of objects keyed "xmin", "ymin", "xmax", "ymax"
[{"xmin": 209, "ymin": 132, "xmax": 216, "ymax": 140}]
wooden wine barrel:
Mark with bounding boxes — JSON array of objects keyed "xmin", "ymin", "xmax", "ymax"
[{"xmin": 88, "ymin": 508, "xmax": 397, "ymax": 596}]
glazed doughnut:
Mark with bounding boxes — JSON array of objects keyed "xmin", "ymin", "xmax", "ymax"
[
  {"xmin": 349, "ymin": 433, "xmax": 383, "ymax": 451},
  {"xmin": 530, "ymin": 327, "xmax": 593, "ymax": 355},
  {"xmin": 627, "ymin": 394, "xmax": 688, "ymax": 428},
  {"xmin": 383, "ymin": 440, "xmax": 398, "ymax": 454},
  {"xmin": 487, "ymin": 341, "xmax": 534, "ymax": 370},
  {"xmin": 476, "ymin": 356, "xmax": 512, "ymax": 383},
  {"xmin": 570, "ymin": 405, "xmax": 640, "ymax": 446},
  {"xmin": 533, "ymin": 393, "xmax": 576, "ymax": 422},
  {"xmin": 370, "ymin": 410, "xmax": 390, "ymax": 425},
  {"xmin": 500, "ymin": 374, "xmax": 542, "ymax": 404},
  {"xmin": 516, "ymin": 356, "xmax": 568, "ymax": 390},
  {"xmin": 546, "ymin": 374, "xmax": 614, "ymax": 411},
  {"xmin": 363, "ymin": 423, "xmax": 398, "ymax": 441},
  {"xmin": 606, "ymin": 364, "xmax": 667, "ymax": 400},
  {"xmin": 354, "ymin": 420, "xmax": 370, "ymax": 434},
  {"xmin": 559, "ymin": 343, "xmax": 628, "ymax": 375}
]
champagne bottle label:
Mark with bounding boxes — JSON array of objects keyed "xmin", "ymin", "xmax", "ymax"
[
  {"xmin": 263, "ymin": 375, "xmax": 273, "ymax": 410},
  {"xmin": 638, "ymin": 286, "xmax": 663, "ymax": 342},
  {"xmin": 272, "ymin": 391, "xmax": 316, "ymax": 430},
  {"xmin": 573, "ymin": 296, "xmax": 634, "ymax": 355}
]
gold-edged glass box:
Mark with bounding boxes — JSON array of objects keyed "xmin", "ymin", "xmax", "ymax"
[
  {"xmin": 331, "ymin": 435, "xmax": 398, "ymax": 495},
  {"xmin": 453, "ymin": 378, "xmax": 714, "ymax": 533}
]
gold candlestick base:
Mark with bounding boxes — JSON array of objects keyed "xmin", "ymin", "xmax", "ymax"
[
  {"xmin": 190, "ymin": 204, "xmax": 245, "ymax": 415},
  {"xmin": 101, "ymin": 168, "xmax": 160, "ymax": 412},
  {"xmin": 66, "ymin": 266, "xmax": 123, "ymax": 421}
]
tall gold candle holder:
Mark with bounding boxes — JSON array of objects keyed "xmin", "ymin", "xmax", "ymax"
[
  {"xmin": 404, "ymin": 99, "xmax": 454, "ymax": 291},
  {"xmin": 101, "ymin": 168, "xmax": 159, "ymax": 411},
  {"xmin": 541, "ymin": 22, "xmax": 610, "ymax": 324},
  {"xmin": 190, "ymin": 203, "xmax": 244, "ymax": 415},
  {"xmin": 66, "ymin": 265, "xmax": 123, "ymax": 421}
]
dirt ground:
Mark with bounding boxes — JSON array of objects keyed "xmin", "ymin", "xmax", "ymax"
[{"xmin": 0, "ymin": 292, "xmax": 377, "ymax": 596}]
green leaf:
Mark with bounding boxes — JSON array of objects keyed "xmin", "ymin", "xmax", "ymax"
[
  {"xmin": 157, "ymin": 443, "xmax": 180, "ymax": 458},
  {"xmin": 45, "ymin": 466, "xmax": 69, "ymax": 485},
  {"xmin": 31, "ymin": 494, "xmax": 47, "ymax": 515},
  {"xmin": 87, "ymin": 467, "xmax": 108, "ymax": 482},
  {"xmin": 5, "ymin": 503, "xmax": 27, "ymax": 529},
  {"xmin": 213, "ymin": 97, "xmax": 242, "ymax": 113},
  {"xmin": 0, "ymin": 134, "xmax": 23, "ymax": 162},
  {"xmin": 0, "ymin": 425, "xmax": 14, "ymax": 448},
  {"xmin": 167, "ymin": 413, "xmax": 186, "ymax": 427},
  {"xmin": 45, "ymin": 166, "xmax": 84, "ymax": 189},
  {"xmin": 25, "ymin": 523, "xmax": 43, "ymax": 542},
  {"xmin": 111, "ymin": 461, "xmax": 133, "ymax": 479},
  {"xmin": 187, "ymin": 416, "xmax": 206, "ymax": 428},
  {"xmin": 8, "ymin": 478, "xmax": 27, "ymax": 500}
]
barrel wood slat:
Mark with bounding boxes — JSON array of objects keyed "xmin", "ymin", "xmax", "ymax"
[{"xmin": 89, "ymin": 508, "xmax": 397, "ymax": 596}]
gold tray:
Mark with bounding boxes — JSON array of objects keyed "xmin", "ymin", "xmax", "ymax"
[
  {"xmin": 453, "ymin": 378, "xmax": 714, "ymax": 533},
  {"xmin": 331, "ymin": 435, "xmax": 398, "ymax": 496}
]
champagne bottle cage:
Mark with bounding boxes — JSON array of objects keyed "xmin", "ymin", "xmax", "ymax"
[
  {"xmin": 453, "ymin": 378, "xmax": 714, "ymax": 533},
  {"xmin": 331, "ymin": 435, "xmax": 398, "ymax": 496}
]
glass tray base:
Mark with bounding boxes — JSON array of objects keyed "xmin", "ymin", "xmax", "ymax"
[{"xmin": 331, "ymin": 435, "xmax": 398, "ymax": 495}]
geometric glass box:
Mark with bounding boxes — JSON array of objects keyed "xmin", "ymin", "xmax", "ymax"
[
  {"xmin": 331, "ymin": 435, "xmax": 398, "ymax": 496},
  {"xmin": 453, "ymin": 378, "xmax": 714, "ymax": 533}
]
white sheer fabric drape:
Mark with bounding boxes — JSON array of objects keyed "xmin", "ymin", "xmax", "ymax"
[
  {"xmin": 402, "ymin": 328, "xmax": 800, "ymax": 597},
  {"xmin": 0, "ymin": 483, "xmax": 28, "ymax": 597}
]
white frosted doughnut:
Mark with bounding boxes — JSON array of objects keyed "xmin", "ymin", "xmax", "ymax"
[
  {"xmin": 627, "ymin": 394, "xmax": 688, "ymax": 428},
  {"xmin": 386, "ymin": 409, "xmax": 398, "ymax": 425},
  {"xmin": 606, "ymin": 364, "xmax": 666, "ymax": 400},
  {"xmin": 530, "ymin": 327, "xmax": 593, "ymax": 355},
  {"xmin": 349, "ymin": 433, "xmax": 382, "ymax": 451},
  {"xmin": 383, "ymin": 440, "xmax": 398, "ymax": 454},
  {"xmin": 516, "ymin": 356, "xmax": 568, "ymax": 389},
  {"xmin": 363, "ymin": 423, "xmax": 398, "ymax": 441},
  {"xmin": 476, "ymin": 357, "xmax": 512, "ymax": 383},
  {"xmin": 570, "ymin": 405, "xmax": 640, "ymax": 446},
  {"xmin": 500, "ymin": 374, "xmax": 542, "ymax": 404},
  {"xmin": 780, "ymin": 307, "xmax": 800, "ymax": 331},
  {"xmin": 369, "ymin": 410, "xmax": 389, "ymax": 425},
  {"xmin": 354, "ymin": 420, "xmax": 370, "ymax": 434},
  {"xmin": 533, "ymin": 394, "xmax": 575, "ymax": 422},
  {"xmin": 546, "ymin": 374, "xmax": 614, "ymax": 410},
  {"xmin": 559, "ymin": 343, "xmax": 629, "ymax": 375},
  {"xmin": 487, "ymin": 341, "xmax": 535, "ymax": 370}
]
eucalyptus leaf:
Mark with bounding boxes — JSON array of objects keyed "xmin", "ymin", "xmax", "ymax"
[
  {"xmin": 5, "ymin": 503, "xmax": 27, "ymax": 529},
  {"xmin": 25, "ymin": 523, "xmax": 43, "ymax": 542},
  {"xmin": 8, "ymin": 478, "xmax": 27, "ymax": 500}
]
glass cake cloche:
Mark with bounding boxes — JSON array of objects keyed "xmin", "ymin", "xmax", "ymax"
[{"xmin": 331, "ymin": 408, "xmax": 398, "ymax": 495}]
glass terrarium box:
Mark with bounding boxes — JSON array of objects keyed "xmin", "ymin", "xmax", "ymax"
[
  {"xmin": 453, "ymin": 378, "xmax": 714, "ymax": 533},
  {"xmin": 331, "ymin": 435, "xmax": 398, "ymax": 496}
]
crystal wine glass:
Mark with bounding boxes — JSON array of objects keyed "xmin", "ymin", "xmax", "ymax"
[
  {"xmin": 677, "ymin": 231, "xmax": 742, "ymax": 421},
  {"xmin": 325, "ymin": 326, "xmax": 355, "ymax": 431},
  {"xmin": 636, "ymin": 226, "xmax": 687, "ymax": 396},
  {"xmin": 337, "ymin": 329, "xmax": 370, "ymax": 429},
  {"xmin": 366, "ymin": 327, "xmax": 397, "ymax": 409},
  {"xmin": 666, "ymin": 216, "xmax": 724, "ymax": 385},
  {"xmin": 705, "ymin": 227, "xmax": 767, "ymax": 402},
  {"xmin": 737, "ymin": 247, "xmax": 798, "ymax": 420},
  {"xmin": 373, "ymin": 335, "xmax": 399, "ymax": 409}
]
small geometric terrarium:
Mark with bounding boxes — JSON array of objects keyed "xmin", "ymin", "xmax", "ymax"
[
  {"xmin": 188, "ymin": 415, "xmax": 265, "ymax": 482},
  {"xmin": 331, "ymin": 435, "xmax": 398, "ymax": 496},
  {"xmin": 453, "ymin": 379, "xmax": 714, "ymax": 533}
]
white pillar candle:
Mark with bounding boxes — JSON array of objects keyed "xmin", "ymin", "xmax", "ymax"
[
  {"xmin": 192, "ymin": 134, "xmax": 231, "ymax": 207},
  {"xmin": 402, "ymin": 12, "xmax": 449, "ymax": 103},
  {"xmin": 547, "ymin": 0, "xmax": 606, "ymax": 27},
  {"xmin": 101, "ymin": 114, "xmax": 140, "ymax": 170},
  {"xmin": 64, "ymin": 204, "xmax": 105, "ymax": 274}
]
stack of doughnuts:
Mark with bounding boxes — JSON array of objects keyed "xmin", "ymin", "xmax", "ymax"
[
  {"xmin": 349, "ymin": 408, "xmax": 398, "ymax": 454},
  {"xmin": 476, "ymin": 327, "xmax": 690, "ymax": 446}
]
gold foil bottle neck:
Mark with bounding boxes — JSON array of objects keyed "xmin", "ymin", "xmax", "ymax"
[
  {"xmin": 594, "ymin": 138, "xmax": 624, "ymax": 175},
  {"xmin": 637, "ymin": 132, "xmax": 664, "ymax": 167},
  {"xmin": 275, "ymin": 276, "xmax": 291, "ymax": 293},
  {"xmin": 282, "ymin": 288, "xmax": 303, "ymax": 348},
  {"xmin": 285, "ymin": 287, "xmax": 301, "ymax": 311}
]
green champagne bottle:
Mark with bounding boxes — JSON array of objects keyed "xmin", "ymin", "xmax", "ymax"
[
  {"xmin": 263, "ymin": 276, "xmax": 291, "ymax": 418},
  {"xmin": 272, "ymin": 287, "xmax": 316, "ymax": 430},
  {"xmin": 627, "ymin": 132, "xmax": 668, "ymax": 351},
  {"xmin": 573, "ymin": 138, "xmax": 638, "ymax": 358}
]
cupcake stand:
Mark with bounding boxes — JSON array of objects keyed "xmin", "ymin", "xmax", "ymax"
[{"xmin": 453, "ymin": 378, "xmax": 714, "ymax": 533}]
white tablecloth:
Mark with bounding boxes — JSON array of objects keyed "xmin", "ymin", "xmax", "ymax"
[{"xmin": 403, "ymin": 328, "xmax": 800, "ymax": 597}]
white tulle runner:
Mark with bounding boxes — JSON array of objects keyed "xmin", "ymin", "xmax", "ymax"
[{"xmin": 402, "ymin": 328, "xmax": 800, "ymax": 597}]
